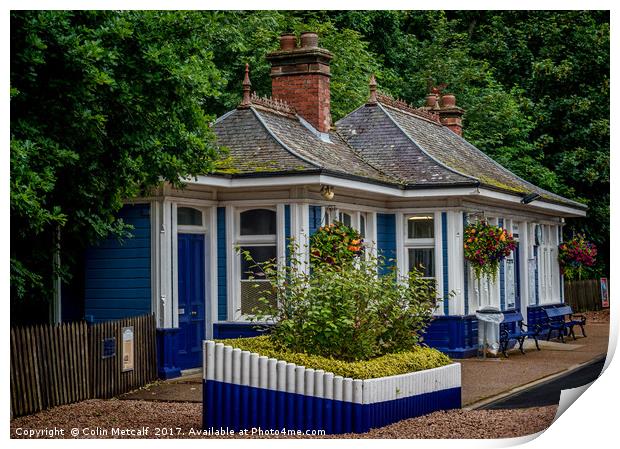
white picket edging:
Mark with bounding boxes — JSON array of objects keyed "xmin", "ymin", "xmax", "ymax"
[{"xmin": 203, "ymin": 340, "xmax": 461, "ymax": 405}]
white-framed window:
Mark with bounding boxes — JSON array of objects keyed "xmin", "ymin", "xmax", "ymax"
[
  {"xmin": 504, "ymin": 219, "xmax": 519, "ymax": 310},
  {"xmin": 338, "ymin": 211, "xmax": 353, "ymax": 227},
  {"xmin": 235, "ymin": 207, "xmax": 278, "ymax": 317},
  {"xmin": 404, "ymin": 214, "xmax": 435, "ymax": 278},
  {"xmin": 177, "ymin": 206, "xmax": 204, "ymax": 228},
  {"xmin": 538, "ymin": 224, "xmax": 559, "ymax": 304}
]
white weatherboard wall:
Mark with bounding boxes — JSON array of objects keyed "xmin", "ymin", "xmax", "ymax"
[{"xmin": 202, "ymin": 341, "xmax": 461, "ymax": 434}]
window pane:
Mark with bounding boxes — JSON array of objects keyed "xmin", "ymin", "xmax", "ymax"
[
  {"xmin": 408, "ymin": 248, "xmax": 435, "ymax": 277},
  {"xmin": 240, "ymin": 245, "xmax": 277, "ymax": 280},
  {"xmin": 339, "ymin": 212, "xmax": 352, "ymax": 227},
  {"xmin": 407, "ymin": 216, "xmax": 434, "ymax": 239},
  {"xmin": 359, "ymin": 214, "xmax": 366, "ymax": 238},
  {"xmin": 177, "ymin": 207, "xmax": 202, "ymax": 226},
  {"xmin": 240, "ymin": 280, "xmax": 276, "ymax": 315},
  {"xmin": 240, "ymin": 209, "xmax": 276, "ymax": 235}
]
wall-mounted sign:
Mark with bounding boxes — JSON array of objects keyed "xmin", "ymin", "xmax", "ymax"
[
  {"xmin": 122, "ymin": 326, "xmax": 134, "ymax": 372},
  {"xmin": 102, "ymin": 337, "xmax": 116, "ymax": 359},
  {"xmin": 601, "ymin": 278, "xmax": 609, "ymax": 308}
]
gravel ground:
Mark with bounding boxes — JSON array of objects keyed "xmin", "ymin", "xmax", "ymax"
[
  {"xmin": 10, "ymin": 399, "xmax": 557, "ymax": 439},
  {"xmin": 582, "ymin": 309, "xmax": 610, "ymax": 324}
]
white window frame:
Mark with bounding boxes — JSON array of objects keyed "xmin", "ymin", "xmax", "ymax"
[
  {"xmin": 538, "ymin": 224, "xmax": 559, "ymax": 304},
  {"xmin": 504, "ymin": 218, "xmax": 517, "ymax": 310},
  {"xmin": 232, "ymin": 206, "xmax": 279, "ymax": 321},
  {"xmin": 404, "ymin": 214, "xmax": 436, "ymax": 280}
]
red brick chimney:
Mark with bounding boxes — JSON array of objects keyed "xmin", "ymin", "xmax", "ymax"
[
  {"xmin": 266, "ymin": 32, "xmax": 333, "ymax": 133},
  {"xmin": 437, "ymin": 94, "xmax": 464, "ymax": 136}
]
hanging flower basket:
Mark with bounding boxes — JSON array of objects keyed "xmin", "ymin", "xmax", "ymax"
[
  {"xmin": 310, "ymin": 221, "xmax": 363, "ymax": 266},
  {"xmin": 464, "ymin": 220, "xmax": 516, "ymax": 281},
  {"xmin": 558, "ymin": 234, "xmax": 597, "ymax": 280}
]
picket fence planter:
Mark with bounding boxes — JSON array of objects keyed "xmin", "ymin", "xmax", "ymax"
[{"xmin": 202, "ymin": 341, "xmax": 461, "ymax": 434}]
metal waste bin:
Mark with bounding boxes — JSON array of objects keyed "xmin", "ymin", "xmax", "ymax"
[{"xmin": 475, "ymin": 307, "xmax": 504, "ymax": 358}]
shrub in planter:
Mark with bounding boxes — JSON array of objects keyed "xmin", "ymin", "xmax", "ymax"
[
  {"xmin": 464, "ymin": 220, "xmax": 516, "ymax": 281},
  {"xmin": 240, "ymin": 241, "xmax": 438, "ymax": 362},
  {"xmin": 558, "ymin": 234, "xmax": 597, "ymax": 280},
  {"xmin": 216, "ymin": 335, "xmax": 451, "ymax": 379}
]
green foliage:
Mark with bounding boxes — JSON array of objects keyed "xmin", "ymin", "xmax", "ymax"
[
  {"xmin": 11, "ymin": 10, "xmax": 609, "ymax": 311},
  {"xmin": 309, "ymin": 221, "xmax": 363, "ymax": 266},
  {"xmin": 241, "ymin": 244, "xmax": 438, "ymax": 362},
  {"xmin": 11, "ymin": 11, "xmax": 226, "ymax": 302},
  {"xmin": 215, "ymin": 335, "xmax": 452, "ymax": 379}
]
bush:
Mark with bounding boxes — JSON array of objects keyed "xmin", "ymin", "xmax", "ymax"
[
  {"xmin": 215, "ymin": 335, "xmax": 452, "ymax": 379},
  {"xmin": 240, "ymin": 239, "xmax": 438, "ymax": 362}
]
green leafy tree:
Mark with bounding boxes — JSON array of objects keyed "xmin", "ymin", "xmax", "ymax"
[{"xmin": 11, "ymin": 11, "xmax": 226, "ymax": 310}]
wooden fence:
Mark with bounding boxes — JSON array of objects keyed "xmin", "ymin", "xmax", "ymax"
[
  {"xmin": 10, "ymin": 314, "xmax": 157, "ymax": 417},
  {"xmin": 564, "ymin": 279, "xmax": 603, "ymax": 312}
]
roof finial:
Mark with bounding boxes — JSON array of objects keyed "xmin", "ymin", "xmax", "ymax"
[
  {"xmin": 368, "ymin": 74, "xmax": 378, "ymax": 105},
  {"xmin": 240, "ymin": 63, "xmax": 252, "ymax": 108}
]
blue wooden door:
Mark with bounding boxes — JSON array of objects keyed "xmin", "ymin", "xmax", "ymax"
[{"xmin": 177, "ymin": 233, "xmax": 206, "ymax": 370}]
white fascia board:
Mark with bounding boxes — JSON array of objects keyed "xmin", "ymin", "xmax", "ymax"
[
  {"xmin": 477, "ymin": 188, "xmax": 587, "ymax": 217},
  {"xmin": 189, "ymin": 174, "xmax": 475, "ymax": 198},
  {"xmin": 187, "ymin": 175, "xmax": 585, "ymax": 216}
]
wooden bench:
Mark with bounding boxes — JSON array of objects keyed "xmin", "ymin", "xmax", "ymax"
[
  {"xmin": 543, "ymin": 305, "xmax": 587, "ymax": 343},
  {"xmin": 499, "ymin": 310, "xmax": 541, "ymax": 357}
]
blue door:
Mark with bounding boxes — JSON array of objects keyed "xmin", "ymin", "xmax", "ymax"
[{"xmin": 177, "ymin": 233, "xmax": 206, "ymax": 370}]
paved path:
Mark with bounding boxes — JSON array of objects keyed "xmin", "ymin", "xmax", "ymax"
[
  {"xmin": 460, "ymin": 322, "xmax": 609, "ymax": 406},
  {"xmin": 120, "ymin": 322, "xmax": 609, "ymax": 407},
  {"xmin": 480, "ymin": 357, "xmax": 605, "ymax": 409}
]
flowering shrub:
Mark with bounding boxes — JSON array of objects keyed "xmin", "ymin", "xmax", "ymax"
[
  {"xmin": 241, "ymin": 245, "xmax": 438, "ymax": 361},
  {"xmin": 309, "ymin": 221, "xmax": 363, "ymax": 266},
  {"xmin": 464, "ymin": 220, "xmax": 516, "ymax": 281},
  {"xmin": 558, "ymin": 234, "xmax": 597, "ymax": 280}
]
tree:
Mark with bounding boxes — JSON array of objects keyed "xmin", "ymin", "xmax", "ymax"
[{"xmin": 11, "ymin": 11, "xmax": 226, "ymax": 309}]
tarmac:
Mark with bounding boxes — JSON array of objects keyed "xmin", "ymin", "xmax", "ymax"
[{"xmin": 120, "ymin": 322, "xmax": 610, "ymax": 408}]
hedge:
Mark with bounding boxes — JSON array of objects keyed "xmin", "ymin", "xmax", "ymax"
[{"xmin": 214, "ymin": 336, "xmax": 452, "ymax": 379}]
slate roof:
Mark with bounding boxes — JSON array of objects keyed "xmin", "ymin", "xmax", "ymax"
[
  {"xmin": 339, "ymin": 102, "xmax": 584, "ymax": 208},
  {"xmin": 213, "ymin": 103, "xmax": 394, "ymax": 185},
  {"xmin": 212, "ymin": 97, "xmax": 585, "ymax": 210}
]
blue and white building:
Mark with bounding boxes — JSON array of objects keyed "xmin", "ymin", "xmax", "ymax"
[{"xmin": 73, "ymin": 33, "xmax": 586, "ymax": 378}]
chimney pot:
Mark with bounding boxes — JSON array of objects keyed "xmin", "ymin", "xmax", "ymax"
[
  {"xmin": 425, "ymin": 94, "xmax": 438, "ymax": 108},
  {"xmin": 440, "ymin": 94, "xmax": 457, "ymax": 108},
  {"xmin": 300, "ymin": 32, "xmax": 319, "ymax": 48},
  {"xmin": 279, "ymin": 33, "xmax": 297, "ymax": 51}
]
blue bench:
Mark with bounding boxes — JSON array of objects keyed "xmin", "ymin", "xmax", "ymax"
[
  {"xmin": 499, "ymin": 310, "xmax": 541, "ymax": 357},
  {"xmin": 543, "ymin": 305, "xmax": 586, "ymax": 343}
]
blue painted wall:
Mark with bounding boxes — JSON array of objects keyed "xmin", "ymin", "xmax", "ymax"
[
  {"xmin": 423, "ymin": 315, "xmax": 478, "ymax": 358},
  {"xmin": 213, "ymin": 322, "xmax": 272, "ymax": 339},
  {"xmin": 84, "ymin": 203, "xmax": 151, "ymax": 322},
  {"xmin": 217, "ymin": 207, "xmax": 228, "ymax": 321},
  {"xmin": 309, "ymin": 205, "xmax": 322, "ymax": 236},
  {"xmin": 376, "ymin": 213, "xmax": 396, "ymax": 275}
]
